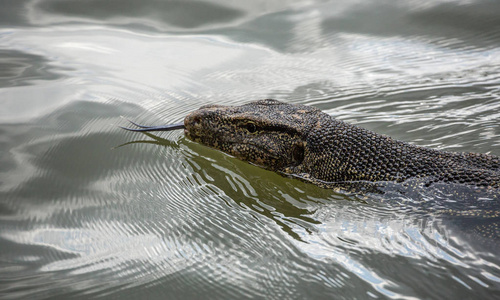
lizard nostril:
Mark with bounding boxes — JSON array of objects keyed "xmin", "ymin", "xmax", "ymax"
[
  {"xmin": 192, "ymin": 116, "xmax": 201, "ymax": 126},
  {"xmin": 185, "ymin": 112, "xmax": 203, "ymax": 129}
]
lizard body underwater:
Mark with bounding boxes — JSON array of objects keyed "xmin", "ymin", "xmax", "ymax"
[{"xmin": 122, "ymin": 99, "xmax": 500, "ymax": 189}]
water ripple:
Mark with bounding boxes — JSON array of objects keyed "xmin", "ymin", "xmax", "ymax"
[{"xmin": 2, "ymin": 0, "xmax": 500, "ymax": 299}]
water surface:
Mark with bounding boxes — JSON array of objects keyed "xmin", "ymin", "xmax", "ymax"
[{"xmin": 1, "ymin": 0, "xmax": 500, "ymax": 299}]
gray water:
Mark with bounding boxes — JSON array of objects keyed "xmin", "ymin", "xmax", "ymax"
[{"xmin": 1, "ymin": 0, "xmax": 500, "ymax": 299}]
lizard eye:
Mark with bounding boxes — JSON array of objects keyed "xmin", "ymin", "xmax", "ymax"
[{"xmin": 245, "ymin": 122, "xmax": 257, "ymax": 133}]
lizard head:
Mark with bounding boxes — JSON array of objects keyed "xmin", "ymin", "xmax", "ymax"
[{"xmin": 184, "ymin": 99, "xmax": 321, "ymax": 173}]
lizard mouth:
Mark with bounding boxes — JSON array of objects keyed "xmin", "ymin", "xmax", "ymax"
[
  {"xmin": 184, "ymin": 127, "xmax": 217, "ymax": 145},
  {"xmin": 231, "ymin": 142, "xmax": 280, "ymax": 160},
  {"xmin": 228, "ymin": 142, "xmax": 301, "ymax": 172},
  {"xmin": 184, "ymin": 130, "xmax": 284, "ymax": 168},
  {"xmin": 184, "ymin": 128, "xmax": 194, "ymax": 139}
]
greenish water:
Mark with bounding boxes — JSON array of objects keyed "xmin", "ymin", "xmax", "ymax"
[{"xmin": 1, "ymin": 0, "xmax": 500, "ymax": 299}]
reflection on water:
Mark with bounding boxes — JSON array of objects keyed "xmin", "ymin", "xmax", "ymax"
[
  {"xmin": 1, "ymin": 0, "xmax": 500, "ymax": 299},
  {"xmin": 37, "ymin": 0, "xmax": 244, "ymax": 29},
  {"xmin": 0, "ymin": 50, "xmax": 63, "ymax": 88}
]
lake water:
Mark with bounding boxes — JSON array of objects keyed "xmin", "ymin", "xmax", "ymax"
[{"xmin": 1, "ymin": 0, "xmax": 500, "ymax": 299}]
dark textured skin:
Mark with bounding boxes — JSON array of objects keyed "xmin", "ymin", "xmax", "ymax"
[{"xmin": 184, "ymin": 99, "xmax": 500, "ymax": 188}]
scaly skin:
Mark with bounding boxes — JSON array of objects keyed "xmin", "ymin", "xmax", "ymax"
[{"xmin": 183, "ymin": 99, "xmax": 499, "ymax": 188}]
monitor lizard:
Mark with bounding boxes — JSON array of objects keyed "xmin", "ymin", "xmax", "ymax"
[{"xmin": 121, "ymin": 99, "xmax": 499, "ymax": 189}]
